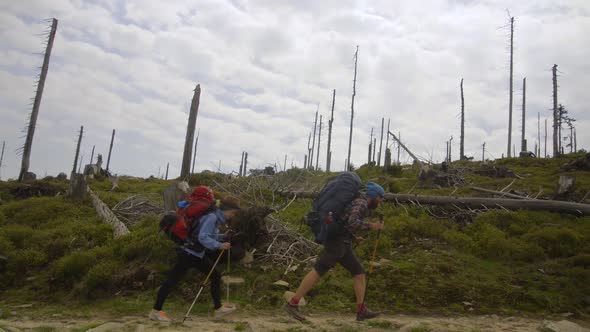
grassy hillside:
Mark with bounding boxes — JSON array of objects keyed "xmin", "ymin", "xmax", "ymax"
[{"xmin": 0, "ymin": 154, "xmax": 588, "ymax": 319}]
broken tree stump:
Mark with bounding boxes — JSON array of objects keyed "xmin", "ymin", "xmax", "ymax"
[
  {"xmin": 557, "ymin": 175, "xmax": 575, "ymax": 196},
  {"xmin": 162, "ymin": 181, "xmax": 190, "ymax": 213},
  {"xmin": 68, "ymin": 173, "xmax": 87, "ymax": 200}
]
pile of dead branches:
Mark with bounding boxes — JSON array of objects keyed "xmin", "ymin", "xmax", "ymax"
[
  {"xmin": 560, "ymin": 153, "xmax": 590, "ymax": 172},
  {"xmin": 258, "ymin": 214, "xmax": 319, "ymax": 271},
  {"xmin": 473, "ymin": 164, "xmax": 516, "ymax": 178},
  {"xmin": 419, "ymin": 167, "xmax": 469, "ymax": 188},
  {"xmin": 112, "ymin": 194, "xmax": 163, "ymax": 227}
]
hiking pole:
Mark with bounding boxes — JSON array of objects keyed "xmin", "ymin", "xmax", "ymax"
[
  {"xmin": 361, "ymin": 217, "xmax": 383, "ymax": 308},
  {"xmin": 182, "ymin": 249, "xmax": 226, "ymax": 323},
  {"xmin": 226, "ymin": 247, "xmax": 230, "ymax": 304}
]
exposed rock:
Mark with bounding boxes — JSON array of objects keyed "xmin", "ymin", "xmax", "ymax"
[
  {"xmin": 273, "ymin": 280, "xmax": 289, "ymax": 287},
  {"xmin": 222, "ymin": 276, "xmax": 245, "ymax": 285},
  {"xmin": 541, "ymin": 320, "xmax": 589, "ymax": 332},
  {"xmin": 86, "ymin": 322, "xmax": 125, "ymax": 332}
]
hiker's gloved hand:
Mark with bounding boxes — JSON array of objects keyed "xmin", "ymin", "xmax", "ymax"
[
  {"xmin": 220, "ymin": 242, "xmax": 232, "ymax": 250},
  {"xmin": 370, "ymin": 222, "xmax": 384, "ymax": 231}
]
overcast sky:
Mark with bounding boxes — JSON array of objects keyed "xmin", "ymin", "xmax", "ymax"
[{"xmin": 1, "ymin": 0, "xmax": 588, "ymax": 179}]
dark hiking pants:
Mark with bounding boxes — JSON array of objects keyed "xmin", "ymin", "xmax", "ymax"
[{"xmin": 154, "ymin": 250, "xmax": 222, "ymax": 310}]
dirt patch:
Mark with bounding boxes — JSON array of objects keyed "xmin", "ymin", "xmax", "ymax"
[{"xmin": 2, "ymin": 312, "xmax": 588, "ymax": 332}]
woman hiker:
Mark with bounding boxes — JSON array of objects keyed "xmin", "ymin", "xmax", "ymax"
[{"xmin": 149, "ymin": 196, "xmax": 242, "ymax": 321}]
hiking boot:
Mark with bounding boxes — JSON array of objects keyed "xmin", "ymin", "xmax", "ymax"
[
  {"xmin": 282, "ymin": 303, "xmax": 306, "ymax": 321},
  {"xmin": 149, "ymin": 309, "xmax": 171, "ymax": 322},
  {"xmin": 356, "ymin": 307, "xmax": 380, "ymax": 321},
  {"xmin": 214, "ymin": 304, "xmax": 237, "ymax": 318}
]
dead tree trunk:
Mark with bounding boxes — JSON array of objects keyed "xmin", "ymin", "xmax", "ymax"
[
  {"xmin": 316, "ymin": 115, "xmax": 322, "ymax": 170},
  {"xmin": 284, "ymin": 154, "xmax": 287, "ymax": 172},
  {"xmin": 552, "ymin": 64, "xmax": 558, "ymax": 157},
  {"xmin": 385, "ymin": 118, "xmax": 390, "ymax": 169},
  {"xmin": 535, "ymin": 112, "xmax": 541, "ymax": 158},
  {"xmin": 347, "ymin": 46, "xmax": 359, "ymax": 171},
  {"xmin": 326, "ymin": 89, "xmax": 335, "ymax": 172},
  {"xmin": 90, "ymin": 145, "xmax": 95, "ymax": 165},
  {"xmin": 558, "ymin": 104, "xmax": 564, "ymax": 153},
  {"xmin": 165, "ymin": 162, "xmax": 169, "ymax": 180},
  {"xmin": 368, "ymin": 128, "xmax": 373, "ymax": 164},
  {"xmin": 397, "ymin": 132, "xmax": 401, "ymax": 164},
  {"xmin": 373, "ymin": 138, "xmax": 377, "ymax": 163},
  {"xmin": 181, "ymin": 84, "xmax": 201, "ymax": 179},
  {"xmin": 388, "ymin": 131, "xmax": 423, "ymax": 167},
  {"xmin": 88, "ymin": 186, "xmax": 129, "ymax": 238},
  {"xmin": 105, "ymin": 129, "xmax": 115, "ymax": 174},
  {"xmin": 283, "ymin": 191, "xmax": 590, "ymax": 215},
  {"xmin": 482, "ymin": 142, "xmax": 486, "ymax": 161},
  {"xmin": 18, "ymin": 18, "xmax": 58, "ymax": 182},
  {"xmin": 306, "ymin": 132, "xmax": 312, "ymax": 170},
  {"xmin": 0, "ymin": 141, "xmax": 5, "ymax": 180},
  {"xmin": 378, "ymin": 117, "xmax": 384, "ymax": 166},
  {"xmin": 460, "ymin": 78, "xmax": 465, "ymax": 160},
  {"xmin": 521, "ymin": 77, "xmax": 527, "ymax": 153},
  {"xmin": 72, "ymin": 126, "xmax": 83, "ymax": 176},
  {"xmin": 368, "ymin": 136, "xmax": 372, "ymax": 164},
  {"xmin": 303, "ymin": 155, "xmax": 308, "ymax": 170},
  {"xmin": 239, "ymin": 151, "xmax": 245, "ymax": 177},
  {"xmin": 163, "ymin": 181, "xmax": 190, "ymax": 213},
  {"xmin": 191, "ymin": 129, "xmax": 200, "ymax": 175},
  {"xmin": 68, "ymin": 174, "xmax": 87, "ymax": 200},
  {"xmin": 544, "ymin": 118, "xmax": 548, "ymax": 158},
  {"xmin": 310, "ymin": 108, "xmax": 318, "ymax": 170},
  {"xmin": 507, "ymin": 16, "xmax": 514, "ymax": 158},
  {"xmin": 244, "ymin": 152, "xmax": 248, "ymax": 176},
  {"xmin": 384, "ymin": 148, "xmax": 391, "ymax": 169}
]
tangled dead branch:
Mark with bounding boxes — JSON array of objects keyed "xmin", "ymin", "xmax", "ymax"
[{"xmin": 112, "ymin": 194, "xmax": 163, "ymax": 227}]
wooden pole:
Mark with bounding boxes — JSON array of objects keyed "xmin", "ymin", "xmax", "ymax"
[
  {"xmin": 72, "ymin": 126, "xmax": 83, "ymax": 175},
  {"xmin": 460, "ymin": 78, "xmax": 465, "ymax": 160},
  {"xmin": 378, "ymin": 117, "xmax": 384, "ymax": 166},
  {"xmin": 19, "ymin": 18, "xmax": 58, "ymax": 181},
  {"xmin": 310, "ymin": 107, "xmax": 318, "ymax": 169},
  {"xmin": 347, "ymin": 46, "xmax": 358, "ymax": 171},
  {"xmin": 552, "ymin": 64, "xmax": 558, "ymax": 157},
  {"xmin": 191, "ymin": 129, "xmax": 200, "ymax": 175},
  {"xmin": 521, "ymin": 77, "xmax": 527, "ymax": 153},
  {"xmin": 105, "ymin": 129, "xmax": 115, "ymax": 174},
  {"xmin": 181, "ymin": 84, "xmax": 201, "ymax": 179},
  {"xmin": 507, "ymin": 16, "xmax": 514, "ymax": 158},
  {"xmin": 316, "ymin": 115, "xmax": 322, "ymax": 170},
  {"xmin": 326, "ymin": 89, "xmax": 335, "ymax": 172}
]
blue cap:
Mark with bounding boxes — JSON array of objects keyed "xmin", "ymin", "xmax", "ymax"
[{"xmin": 366, "ymin": 182, "xmax": 385, "ymax": 198}]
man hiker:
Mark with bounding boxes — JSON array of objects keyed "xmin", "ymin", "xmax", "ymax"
[
  {"xmin": 283, "ymin": 179, "xmax": 386, "ymax": 321},
  {"xmin": 150, "ymin": 196, "xmax": 242, "ymax": 321}
]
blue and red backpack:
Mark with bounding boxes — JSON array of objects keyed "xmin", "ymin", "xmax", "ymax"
[{"xmin": 159, "ymin": 185, "xmax": 216, "ymax": 245}]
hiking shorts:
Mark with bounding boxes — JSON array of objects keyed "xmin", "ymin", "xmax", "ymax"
[{"xmin": 314, "ymin": 239, "xmax": 365, "ymax": 277}]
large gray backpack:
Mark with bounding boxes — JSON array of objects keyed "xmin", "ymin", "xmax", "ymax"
[{"xmin": 306, "ymin": 172, "xmax": 362, "ymax": 243}]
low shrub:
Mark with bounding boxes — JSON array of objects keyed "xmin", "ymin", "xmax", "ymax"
[{"xmin": 523, "ymin": 227, "xmax": 582, "ymax": 258}]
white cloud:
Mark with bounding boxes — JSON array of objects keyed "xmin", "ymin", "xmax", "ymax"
[{"xmin": 0, "ymin": 0, "xmax": 589, "ymax": 180}]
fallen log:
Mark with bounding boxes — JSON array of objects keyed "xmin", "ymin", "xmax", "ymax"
[
  {"xmin": 280, "ymin": 191, "xmax": 590, "ymax": 215},
  {"xmin": 470, "ymin": 186, "xmax": 533, "ymax": 200},
  {"xmin": 87, "ymin": 186, "xmax": 130, "ymax": 238}
]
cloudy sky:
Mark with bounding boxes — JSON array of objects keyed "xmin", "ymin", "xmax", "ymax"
[{"xmin": 1, "ymin": 0, "xmax": 588, "ymax": 179}]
